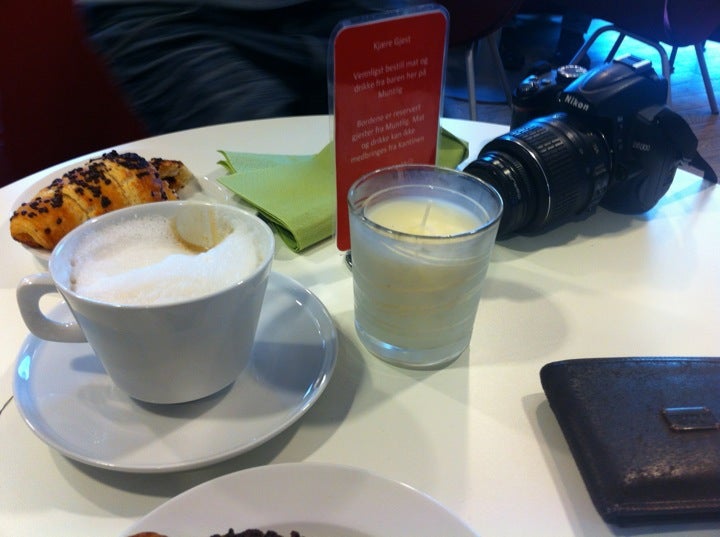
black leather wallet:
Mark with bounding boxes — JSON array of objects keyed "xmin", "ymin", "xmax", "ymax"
[{"xmin": 540, "ymin": 357, "xmax": 720, "ymax": 524}]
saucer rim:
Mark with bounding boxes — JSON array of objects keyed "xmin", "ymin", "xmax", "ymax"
[
  {"xmin": 122, "ymin": 462, "xmax": 480, "ymax": 536},
  {"xmin": 12, "ymin": 271, "xmax": 337, "ymax": 473}
]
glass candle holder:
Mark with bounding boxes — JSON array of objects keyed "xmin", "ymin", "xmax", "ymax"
[{"xmin": 348, "ymin": 164, "xmax": 503, "ymax": 369}]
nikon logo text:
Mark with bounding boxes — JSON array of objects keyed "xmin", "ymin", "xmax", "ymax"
[
  {"xmin": 632, "ymin": 141, "xmax": 652, "ymax": 152},
  {"xmin": 562, "ymin": 94, "xmax": 590, "ymax": 112}
]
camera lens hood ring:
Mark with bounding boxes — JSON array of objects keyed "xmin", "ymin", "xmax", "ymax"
[
  {"xmin": 500, "ymin": 135, "xmax": 553, "ymax": 229},
  {"xmin": 467, "ymin": 114, "xmax": 612, "ymax": 237}
]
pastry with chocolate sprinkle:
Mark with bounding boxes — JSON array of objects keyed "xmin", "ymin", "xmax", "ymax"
[
  {"xmin": 128, "ymin": 530, "xmax": 303, "ymax": 537},
  {"xmin": 211, "ymin": 530, "xmax": 303, "ymax": 537},
  {"xmin": 9, "ymin": 151, "xmax": 193, "ymax": 251}
]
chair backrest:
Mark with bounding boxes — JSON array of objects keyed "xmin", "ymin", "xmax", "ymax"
[
  {"xmin": 523, "ymin": 0, "xmax": 720, "ymax": 47},
  {"xmin": 0, "ymin": 0, "xmax": 148, "ymax": 186},
  {"xmin": 664, "ymin": 0, "xmax": 720, "ymax": 46},
  {"xmin": 437, "ymin": 0, "xmax": 525, "ymax": 46}
]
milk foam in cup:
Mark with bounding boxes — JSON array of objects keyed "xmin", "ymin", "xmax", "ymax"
[
  {"xmin": 17, "ymin": 201, "xmax": 275, "ymax": 404},
  {"xmin": 70, "ymin": 213, "xmax": 262, "ymax": 306}
]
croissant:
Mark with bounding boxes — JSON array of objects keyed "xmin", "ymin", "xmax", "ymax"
[
  {"xmin": 127, "ymin": 531, "xmax": 302, "ymax": 537},
  {"xmin": 9, "ymin": 151, "xmax": 192, "ymax": 251},
  {"xmin": 150, "ymin": 157, "xmax": 194, "ymax": 194}
]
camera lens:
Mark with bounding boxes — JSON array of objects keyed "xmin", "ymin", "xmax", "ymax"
[{"xmin": 463, "ymin": 114, "xmax": 611, "ymax": 238}]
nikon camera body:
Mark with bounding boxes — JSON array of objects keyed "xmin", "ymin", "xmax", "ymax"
[
  {"xmin": 510, "ymin": 63, "xmax": 588, "ymax": 128},
  {"xmin": 464, "ymin": 55, "xmax": 716, "ymax": 238}
]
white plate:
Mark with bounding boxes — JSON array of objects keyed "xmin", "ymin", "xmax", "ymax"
[
  {"xmin": 13, "ymin": 272, "xmax": 336, "ymax": 473},
  {"xmin": 122, "ymin": 462, "xmax": 479, "ymax": 537},
  {"xmin": 11, "ymin": 156, "xmax": 234, "ymax": 265}
]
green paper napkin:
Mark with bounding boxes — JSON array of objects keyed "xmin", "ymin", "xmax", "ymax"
[
  {"xmin": 217, "ymin": 127, "xmax": 469, "ymax": 252},
  {"xmin": 438, "ymin": 127, "xmax": 469, "ymax": 169},
  {"xmin": 218, "ymin": 142, "xmax": 334, "ymax": 252}
]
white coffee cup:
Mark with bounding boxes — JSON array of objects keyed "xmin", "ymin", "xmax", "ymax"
[{"xmin": 16, "ymin": 201, "xmax": 275, "ymax": 404}]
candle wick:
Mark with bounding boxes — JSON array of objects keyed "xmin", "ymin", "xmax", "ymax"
[{"xmin": 421, "ymin": 200, "xmax": 432, "ymax": 231}]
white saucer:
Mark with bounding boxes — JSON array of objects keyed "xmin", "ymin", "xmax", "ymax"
[
  {"xmin": 123, "ymin": 462, "xmax": 479, "ymax": 537},
  {"xmin": 13, "ymin": 272, "xmax": 336, "ymax": 473}
]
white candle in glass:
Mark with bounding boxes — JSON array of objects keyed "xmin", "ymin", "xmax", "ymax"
[
  {"xmin": 364, "ymin": 195, "xmax": 483, "ymax": 236},
  {"xmin": 349, "ymin": 177, "xmax": 501, "ymax": 368}
]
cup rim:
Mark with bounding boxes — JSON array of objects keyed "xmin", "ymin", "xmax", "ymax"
[
  {"xmin": 347, "ymin": 163, "xmax": 504, "ymax": 241},
  {"xmin": 49, "ymin": 200, "xmax": 275, "ymax": 309}
]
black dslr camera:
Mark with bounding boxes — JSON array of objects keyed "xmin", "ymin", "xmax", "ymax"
[{"xmin": 464, "ymin": 55, "xmax": 717, "ymax": 239}]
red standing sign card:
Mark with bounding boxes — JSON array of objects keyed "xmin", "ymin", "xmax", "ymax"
[{"xmin": 331, "ymin": 6, "xmax": 448, "ymax": 251}]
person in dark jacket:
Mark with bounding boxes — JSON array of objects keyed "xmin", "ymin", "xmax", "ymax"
[{"xmin": 79, "ymin": 0, "xmax": 395, "ymax": 134}]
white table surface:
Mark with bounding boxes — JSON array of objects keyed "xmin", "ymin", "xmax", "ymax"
[{"xmin": 1, "ymin": 115, "xmax": 719, "ymax": 537}]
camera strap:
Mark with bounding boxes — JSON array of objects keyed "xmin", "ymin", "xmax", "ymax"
[{"xmin": 654, "ymin": 107, "xmax": 718, "ymax": 183}]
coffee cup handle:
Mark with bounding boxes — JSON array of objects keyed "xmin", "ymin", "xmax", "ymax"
[{"xmin": 17, "ymin": 273, "xmax": 87, "ymax": 343}]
